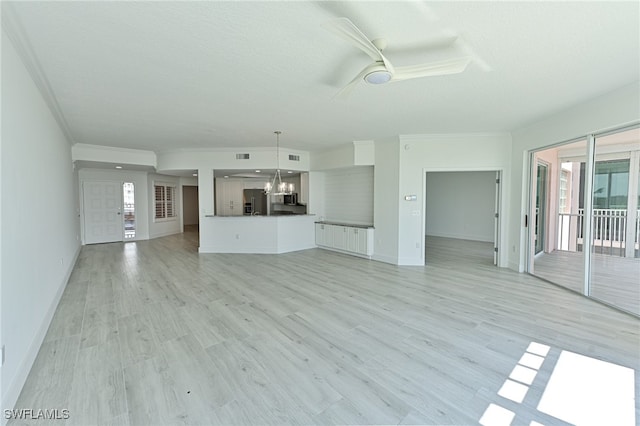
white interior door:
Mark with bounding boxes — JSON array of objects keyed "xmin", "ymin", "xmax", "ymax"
[
  {"xmin": 83, "ymin": 181, "xmax": 123, "ymax": 244},
  {"xmin": 494, "ymin": 171, "xmax": 501, "ymax": 266}
]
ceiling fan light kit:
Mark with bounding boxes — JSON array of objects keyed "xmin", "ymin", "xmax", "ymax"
[
  {"xmin": 326, "ymin": 17, "xmax": 472, "ymax": 96},
  {"xmin": 364, "ymin": 67, "xmax": 393, "ymax": 84}
]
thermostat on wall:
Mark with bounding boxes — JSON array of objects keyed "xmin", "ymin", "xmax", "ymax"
[{"xmin": 404, "ymin": 195, "xmax": 417, "ymax": 201}]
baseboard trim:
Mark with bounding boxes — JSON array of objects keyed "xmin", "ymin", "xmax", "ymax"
[
  {"xmin": 1, "ymin": 245, "xmax": 81, "ymax": 422},
  {"xmin": 509, "ymin": 260, "xmax": 524, "ymax": 273},
  {"xmin": 425, "ymin": 232, "xmax": 493, "ymax": 243},
  {"xmin": 150, "ymin": 230, "xmax": 180, "ymax": 239},
  {"xmin": 371, "ymin": 253, "xmax": 399, "ymax": 265},
  {"xmin": 316, "ymin": 245, "xmax": 372, "ymax": 260},
  {"xmin": 397, "ymin": 257, "xmax": 424, "ymax": 266}
]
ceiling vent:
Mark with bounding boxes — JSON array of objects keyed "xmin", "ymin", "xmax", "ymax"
[
  {"xmin": 236, "ymin": 153, "xmax": 250, "ymax": 160},
  {"xmin": 288, "ymin": 154, "xmax": 300, "ymax": 161}
]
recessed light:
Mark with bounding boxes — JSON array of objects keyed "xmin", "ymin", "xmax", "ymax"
[
  {"xmin": 287, "ymin": 171, "xmax": 293, "ymax": 174},
  {"xmin": 115, "ymin": 166, "xmax": 123, "ymax": 169},
  {"xmin": 192, "ymin": 173, "xmax": 198, "ymax": 177},
  {"xmin": 255, "ymin": 170, "xmax": 261, "ymax": 173},
  {"xmin": 224, "ymin": 176, "xmax": 229, "ymax": 178}
]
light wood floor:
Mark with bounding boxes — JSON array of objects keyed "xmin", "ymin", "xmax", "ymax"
[
  {"xmin": 11, "ymin": 233, "xmax": 639, "ymax": 425},
  {"xmin": 534, "ymin": 249, "xmax": 640, "ymax": 316}
]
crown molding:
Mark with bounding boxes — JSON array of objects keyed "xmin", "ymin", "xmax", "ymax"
[{"xmin": 2, "ymin": 3, "xmax": 75, "ymax": 144}]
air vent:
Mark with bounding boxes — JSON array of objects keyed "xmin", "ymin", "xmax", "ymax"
[
  {"xmin": 235, "ymin": 153, "xmax": 250, "ymax": 160},
  {"xmin": 288, "ymin": 154, "xmax": 300, "ymax": 161}
]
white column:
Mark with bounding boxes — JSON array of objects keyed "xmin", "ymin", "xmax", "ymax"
[
  {"xmin": 582, "ymin": 135, "xmax": 596, "ymax": 296},
  {"xmin": 625, "ymin": 150, "xmax": 639, "ymax": 258}
]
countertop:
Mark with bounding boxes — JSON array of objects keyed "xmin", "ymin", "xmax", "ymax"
[
  {"xmin": 315, "ymin": 221, "xmax": 374, "ymax": 229},
  {"xmin": 205, "ymin": 214, "xmax": 315, "ymax": 218}
]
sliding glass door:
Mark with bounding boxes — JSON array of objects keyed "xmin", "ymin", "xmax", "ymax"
[
  {"xmin": 530, "ymin": 140, "xmax": 587, "ymax": 294},
  {"xmin": 529, "ymin": 126, "xmax": 640, "ymax": 316},
  {"xmin": 589, "ymin": 129, "xmax": 640, "ymax": 315}
]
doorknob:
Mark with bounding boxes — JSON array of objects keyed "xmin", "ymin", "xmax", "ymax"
[{"xmin": 117, "ymin": 212, "xmax": 121, "ymax": 215}]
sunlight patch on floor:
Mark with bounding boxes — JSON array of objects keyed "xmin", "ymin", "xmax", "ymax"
[
  {"xmin": 480, "ymin": 342, "xmax": 636, "ymax": 426},
  {"xmin": 537, "ymin": 350, "xmax": 635, "ymax": 426}
]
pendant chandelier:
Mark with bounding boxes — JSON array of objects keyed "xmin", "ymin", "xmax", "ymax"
[{"xmin": 264, "ymin": 131, "xmax": 294, "ymax": 195}]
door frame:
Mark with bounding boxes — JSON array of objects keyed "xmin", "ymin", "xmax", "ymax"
[
  {"xmin": 181, "ymin": 184, "xmax": 199, "ymax": 232},
  {"xmin": 421, "ymin": 167, "xmax": 505, "ymax": 267},
  {"xmin": 535, "ymin": 159, "xmax": 551, "ymax": 257}
]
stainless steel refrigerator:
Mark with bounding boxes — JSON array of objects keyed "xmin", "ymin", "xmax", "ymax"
[{"xmin": 243, "ymin": 189, "xmax": 267, "ymax": 215}]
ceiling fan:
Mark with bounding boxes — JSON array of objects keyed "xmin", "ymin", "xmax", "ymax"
[{"xmin": 324, "ymin": 17, "xmax": 472, "ymax": 98}]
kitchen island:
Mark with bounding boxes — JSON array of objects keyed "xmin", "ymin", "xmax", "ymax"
[{"xmin": 199, "ymin": 214, "xmax": 317, "ymax": 254}]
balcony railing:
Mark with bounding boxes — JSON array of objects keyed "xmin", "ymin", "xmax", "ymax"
[{"xmin": 558, "ymin": 208, "xmax": 640, "ymax": 257}]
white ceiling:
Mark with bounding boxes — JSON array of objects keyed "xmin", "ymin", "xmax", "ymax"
[{"xmin": 4, "ymin": 1, "xmax": 639, "ymax": 152}]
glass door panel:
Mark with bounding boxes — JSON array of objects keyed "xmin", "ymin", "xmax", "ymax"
[
  {"xmin": 530, "ymin": 140, "xmax": 587, "ymax": 295},
  {"xmin": 124, "ymin": 182, "xmax": 136, "ymax": 239},
  {"xmin": 590, "ymin": 128, "xmax": 640, "ymax": 315},
  {"xmin": 535, "ymin": 163, "xmax": 548, "ymax": 255}
]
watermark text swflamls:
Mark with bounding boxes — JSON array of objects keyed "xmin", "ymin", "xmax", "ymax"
[{"xmin": 4, "ymin": 409, "xmax": 70, "ymax": 420}]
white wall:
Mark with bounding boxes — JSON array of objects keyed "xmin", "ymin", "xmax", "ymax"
[
  {"xmin": 324, "ymin": 166, "xmax": 374, "ymax": 225},
  {"xmin": 72, "ymin": 143, "xmax": 156, "ymax": 168},
  {"xmin": 509, "ymin": 82, "xmax": 640, "ymax": 271},
  {"xmin": 397, "ymin": 133, "xmax": 512, "ymax": 266},
  {"xmin": 78, "ymin": 169, "xmax": 150, "ymax": 241},
  {"xmin": 199, "ymin": 216, "xmax": 316, "ymax": 253},
  {"xmin": 425, "ymin": 171, "xmax": 496, "ymax": 242},
  {"xmin": 307, "ymin": 171, "xmax": 325, "ymax": 218},
  {"xmin": 311, "ymin": 144, "xmax": 355, "ymax": 171},
  {"xmin": 1, "ymin": 29, "xmax": 81, "ymax": 413},
  {"xmin": 372, "ymin": 138, "xmax": 401, "ymax": 264}
]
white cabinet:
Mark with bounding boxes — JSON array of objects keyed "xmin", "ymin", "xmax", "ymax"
[
  {"xmin": 333, "ymin": 225, "xmax": 347, "ymax": 250},
  {"xmin": 345, "ymin": 227, "xmax": 372, "ymax": 255},
  {"xmin": 299, "ymin": 172, "xmax": 309, "ymax": 205},
  {"xmin": 315, "ymin": 222, "xmax": 373, "ymax": 258},
  {"xmin": 315, "ymin": 223, "xmax": 333, "ymax": 247},
  {"xmin": 356, "ymin": 228, "xmax": 372, "ymax": 255},
  {"xmin": 215, "ymin": 180, "xmax": 243, "ymax": 216},
  {"xmin": 315, "ymin": 224, "xmax": 324, "ymax": 246}
]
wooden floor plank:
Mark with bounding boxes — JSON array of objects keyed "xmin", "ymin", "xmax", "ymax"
[{"xmin": 10, "ymin": 231, "xmax": 639, "ymax": 425}]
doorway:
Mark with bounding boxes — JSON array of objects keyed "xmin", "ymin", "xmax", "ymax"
[
  {"xmin": 424, "ymin": 171, "xmax": 500, "ymax": 267},
  {"xmin": 182, "ymin": 185, "xmax": 199, "ymax": 232}
]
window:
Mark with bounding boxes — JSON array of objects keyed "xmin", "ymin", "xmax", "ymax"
[
  {"xmin": 593, "ymin": 160, "xmax": 630, "ymax": 209},
  {"xmin": 579, "ymin": 159, "xmax": 630, "ymax": 209},
  {"xmin": 559, "ymin": 169, "xmax": 570, "ymax": 214},
  {"xmin": 123, "ymin": 182, "xmax": 136, "ymax": 238},
  {"xmin": 154, "ymin": 183, "xmax": 176, "ymax": 220}
]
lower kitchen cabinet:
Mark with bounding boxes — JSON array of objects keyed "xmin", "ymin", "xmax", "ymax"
[{"xmin": 315, "ymin": 223, "xmax": 373, "ymax": 258}]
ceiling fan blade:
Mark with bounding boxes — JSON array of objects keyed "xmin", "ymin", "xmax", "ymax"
[
  {"xmin": 324, "ymin": 17, "xmax": 394, "ymax": 72},
  {"xmin": 391, "ymin": 57, "xmax": 472, "ymax": 82},
  {"xmin": 334, "ymin": 65, "xmax": 369, "ymax": 100}
]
